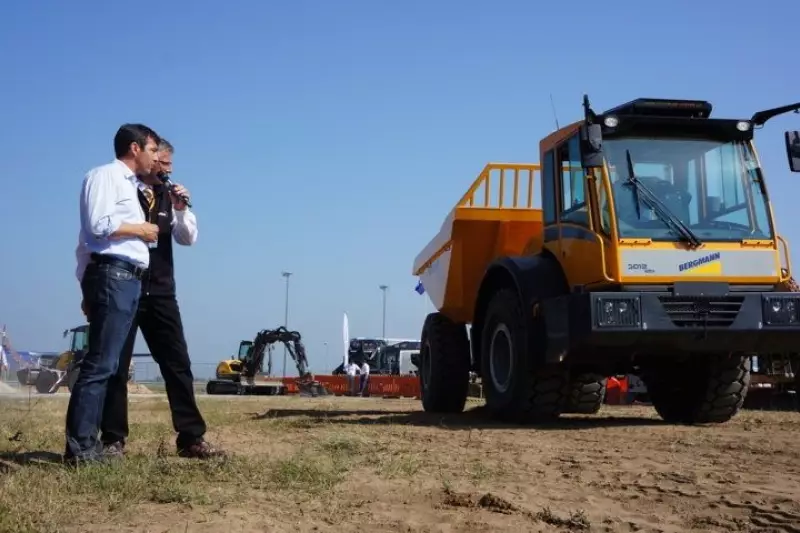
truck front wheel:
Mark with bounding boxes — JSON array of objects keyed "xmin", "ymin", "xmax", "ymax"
[
  {"xmin": 644, "ymin": 353, "xmax": 751, "ymax": 424},
  {"xmin": 418, "ymin": 312, "xmax": 470, "ymax": 413},
  {"xmin": 480, "ymin": 288, "xmax": 568, "ymax": 423}
]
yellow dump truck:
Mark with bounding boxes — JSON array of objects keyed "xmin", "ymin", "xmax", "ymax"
[{"xmin": 412, "ymin": 96, "xmax": 800, "ymax": 425}]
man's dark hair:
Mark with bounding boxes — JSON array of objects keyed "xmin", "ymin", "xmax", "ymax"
[{"xmin": 114, "ymin": 123, "xmax": 161, "ymax": 159}]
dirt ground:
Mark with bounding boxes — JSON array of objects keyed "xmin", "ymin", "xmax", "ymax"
[{"xmin": 1, "ymin": 394, "xmax": 799, "ymax": 533}]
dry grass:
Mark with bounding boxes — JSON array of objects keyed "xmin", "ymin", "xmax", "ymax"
[{"xmin": 1, "ymin": 393, "xmax": 799, "ymax": 532}]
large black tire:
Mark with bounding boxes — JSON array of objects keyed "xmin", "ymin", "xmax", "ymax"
[
  {"xmin": 645, "ymin": 353, "xmax": 751, "ymax": 424},
  {"xmin": 418, "ymin": 312, "xmax": 470, "ymax": 413},
  {"xmin": 565, "ymin": 373, "xmax": 607, "ymax": 414},
  {"xmin": 480, "ymin": 288, "xmax": 569, "ymax": 423}
]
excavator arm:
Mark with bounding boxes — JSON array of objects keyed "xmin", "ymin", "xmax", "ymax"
[
  {"xmin": 242, "ymin": 326, "xmax": 312, "ymax": 380},
  {"xmin": 238, "ymin": 326, "xmax": 329, "ymax": 396}
]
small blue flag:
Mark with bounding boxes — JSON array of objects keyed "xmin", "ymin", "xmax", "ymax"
[{"xmin": 414, "ymin": 280, "xmax": 425, "ymax": 295}]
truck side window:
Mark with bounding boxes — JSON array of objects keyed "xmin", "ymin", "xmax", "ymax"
[
  {"xmin": 558, "ymin": 135, "xmax": 589, "ymax": 227},
  {"xmin": 542, "ymin": 149, "xmax": 556, "ymax": 225},
  {"xmin": 595, "ymin": 176, "xmax": 611, "ymax": 236}
]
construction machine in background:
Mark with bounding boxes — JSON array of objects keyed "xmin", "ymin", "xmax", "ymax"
[
  {"xmin": 332, "ymin": 338, "xmax": 421, "ymax": 375},
  {"xmin": 16, "ymin": 325, "xmax": 134, "ymax": 394},
  {"xmin": 206, "ymin": 327, "xmax": 329, "ymax": 396},
  {"xmin": 412, "ymin": 95, "xmax": 800, "ymax": 425},
  {"xmin": 212, "ymin": 340, "xmax": 254, "ymax": 381}
]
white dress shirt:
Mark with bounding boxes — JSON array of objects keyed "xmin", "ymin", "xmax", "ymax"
[
  {"xmin": 137, "ymin": 181, "xmax": 199, "ymax": 246},
  {"xmin": 172, "ymin": 209, "xmax": 198, "ymax": 245},
  {"xmin": 75, "ymin": 159, "xmax": 149, "ymax": 282}
]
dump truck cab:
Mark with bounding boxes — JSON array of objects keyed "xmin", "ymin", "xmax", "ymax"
[
  {"xmin": 544, "ymin": 98, "xmax": 785, "ymax": 289},
  {"xmin": 413, "ymin": 96, "xmax": 800, "ymax": 425}
]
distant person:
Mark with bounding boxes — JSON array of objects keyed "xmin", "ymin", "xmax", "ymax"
[
  {"xmin": 99, "ymin": 138, "xmax": 225, "ymax": 460},
  {"xmin": 67, "ymin": 124, "xmax": 161, "ymax": 464},
  {"xmin": 0, "ymin": 343, "xmax": 7, "ymax": 382},
  {"xmin": 359, "ymin": 361, "xmax": 370, "ymax": 396},
  {"xmin": 345, "ymin": 361, "xmax": 359, "ymax": 396}
]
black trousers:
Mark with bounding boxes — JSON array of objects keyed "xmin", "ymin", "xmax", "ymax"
[{"xmin": 100, "ymin": 294, "xmax": 206, "ymax": 448}]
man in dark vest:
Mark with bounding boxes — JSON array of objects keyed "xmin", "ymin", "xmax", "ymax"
[{"xmin": 99, "ymin": 138, "xmax": 225, "ymax": 459}]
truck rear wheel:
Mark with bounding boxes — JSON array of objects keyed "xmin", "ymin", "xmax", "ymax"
[
  {"xmin": 565, "ymin": 373, "xmax": 607, "ymax": 414},
  {"xmin": 480, "ymin": 288, "xmax": 568, "ymax": 423},
  {"xmin": 645, "ymin": 353, "xmax": 751, "ymax": 424},
  {"xmin": 419, "ymin": 312, "xmax": 470, "ymax": 413}
]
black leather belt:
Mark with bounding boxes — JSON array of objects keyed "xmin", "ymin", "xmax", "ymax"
[{"xmin": 90, "ymin": 253, "xmax": 147, "ymax": 279}]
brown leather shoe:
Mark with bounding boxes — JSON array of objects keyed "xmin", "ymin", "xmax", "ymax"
[
  {"xmin": 177, "ymin": 440, "xmax": 226, "ymax": 459},
  {"xmin": 102, "ymin": 441, "xmax": 126, "ymax": 459}
]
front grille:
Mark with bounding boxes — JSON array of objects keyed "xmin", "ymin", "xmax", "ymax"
[{"xmin": 658, "ymin": 295, "xmax": 744, "ymax": 328}]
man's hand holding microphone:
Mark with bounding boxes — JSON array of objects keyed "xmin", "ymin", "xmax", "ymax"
[{"xmin": 168, "ymin": 183, "xmax": 191, "ymax": 211}]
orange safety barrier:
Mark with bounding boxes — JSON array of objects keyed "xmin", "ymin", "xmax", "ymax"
[
  {"xmin": 605, "ymin": 375, "xmax": 629, "ymax": 405},
  {"xmin": 282, "ymin": 375, "xmax": 421, "ymax": 399},
  {"xmin": 284, "ymin": 374, "xmax": 629, "ymax": 403}
]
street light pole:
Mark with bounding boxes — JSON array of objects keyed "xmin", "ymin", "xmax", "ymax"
[
  {"xmin": 282, "ymin": 271, "xmax": 292, "ymax": 378},
  {"xmin": 379, "ymin": 284, "xmax": 388, "ymax": 339}
]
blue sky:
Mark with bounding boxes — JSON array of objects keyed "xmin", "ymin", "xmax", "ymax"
[{"xmin": 1, "ymin": 0, "xmax": 799, "ymax": 377}]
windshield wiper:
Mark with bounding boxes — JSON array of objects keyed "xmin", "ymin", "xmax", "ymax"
[{"xmin": 624, "ymin": 150, "xmax": 703, "ymax": 249}]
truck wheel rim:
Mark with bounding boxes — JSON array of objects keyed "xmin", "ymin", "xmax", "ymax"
[{"xmin": 489, "ymin": 324, "xmax": 513, "ymax": 394}]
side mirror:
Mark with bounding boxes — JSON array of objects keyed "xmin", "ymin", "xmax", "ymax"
[
  {"xmin": 581, "ymin": 124, "xmax": 605, "ymax": 167},
  {"xmin": 786, "ymin": 131, "xmax": 800, "ymax": 172}
]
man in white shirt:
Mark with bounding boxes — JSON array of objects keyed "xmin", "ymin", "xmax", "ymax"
[
  {"xmin": 65, "ymin": 123, "xmax": 161, "ymax": 464},
  {"xmin": 359, "ymin": 361, "xmax": 370, "ymax": 396},
  {"xmin": 345, "ymin": 361, "xmax": 359, "ymax": 396},
  {"xmin": 99, "ymin": 139, "xmax": 224, "ymax": 460},
  {"xmin": 0, "ymin": 344, "xmax": 7, "ymax": 382}
]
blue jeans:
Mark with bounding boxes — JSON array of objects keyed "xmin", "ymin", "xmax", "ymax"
[{"xmin": 65, "ymin": 262, "xmax": 141, "ymax": 460}]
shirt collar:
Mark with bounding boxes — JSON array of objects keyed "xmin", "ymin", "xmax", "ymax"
[{"xmin": 114, "ymin": 158, "xmax": 138, "ymax": 183}]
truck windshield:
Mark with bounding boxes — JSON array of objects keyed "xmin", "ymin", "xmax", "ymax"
[{"xmin": 602, "ymin": 137, "xmax": 773, "ymax": 242}]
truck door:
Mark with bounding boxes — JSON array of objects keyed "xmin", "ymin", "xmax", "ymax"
[{"xmin": 547, "ymin": 132, "xmax": 612, "ymax": 287}]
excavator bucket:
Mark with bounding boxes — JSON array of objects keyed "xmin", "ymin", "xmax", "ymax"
[{"xmin": 294, "ymin": 375, "xmax": 331, "ymax": 397}]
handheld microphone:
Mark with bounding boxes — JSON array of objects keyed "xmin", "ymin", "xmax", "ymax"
[{"xmin": 158, "ymin": 173, "xmax": 193, "ymax": 208}]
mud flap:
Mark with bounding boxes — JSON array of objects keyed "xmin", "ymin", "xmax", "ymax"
[{"xmin": 541, "ymin": 296, "xmax": 571, "ymax": 363}]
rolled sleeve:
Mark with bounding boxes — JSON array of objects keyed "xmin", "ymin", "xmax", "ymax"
[
  {"xmin": 172, "ymin": 208, "xmax": 198, "ymax": 245},
  {"xmin": 81, "ymin": 168, "xmax": 121, "ymax": 239}
]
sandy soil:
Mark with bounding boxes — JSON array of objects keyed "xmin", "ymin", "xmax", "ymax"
[{"xmin": 1, "ymin": 395, "xmax": 799, "ymax": 532}]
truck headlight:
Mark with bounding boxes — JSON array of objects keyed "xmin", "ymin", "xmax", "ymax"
[
  {"xmin": 762, "ymin": 296, "xmax": 800, "ymax": 325},
  {"xmin": 595, "ymin": 297, "xmax": 640, "ymax": 327}
]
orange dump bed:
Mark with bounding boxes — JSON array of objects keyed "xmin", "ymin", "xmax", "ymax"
[{"xmin": 412, "ymin": 163, "xmax": 543, "ymax": 323}]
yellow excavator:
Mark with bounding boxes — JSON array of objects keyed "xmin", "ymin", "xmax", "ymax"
[
  {"xmin": 213, "ymin": 340, "xmax": 254, "ymax": 381},
  {"xmin": 207, "ymin": 327, "xmax": 329, "ymax": 396}
]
